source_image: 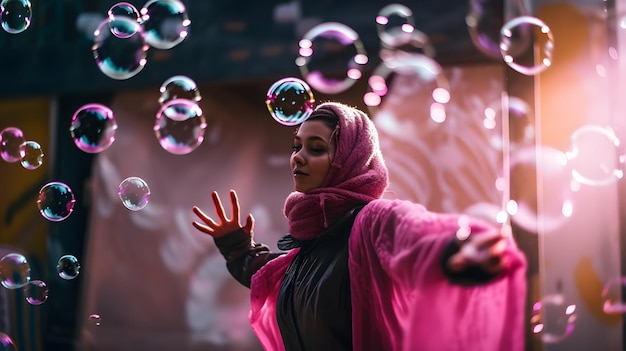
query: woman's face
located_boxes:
[290,119,335,193]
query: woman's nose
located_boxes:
[292,150,304,165]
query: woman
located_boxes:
[192,102,527,351]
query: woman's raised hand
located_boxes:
[192,189,254,238]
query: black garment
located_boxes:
[276,207,362,351]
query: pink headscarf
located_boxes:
[282,102,389,240]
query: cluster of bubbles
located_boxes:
[0,252,80,306]
[0,127,44,170]
[0,251,90,341]
[92,0,191,80]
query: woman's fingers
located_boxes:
[230,189,240,225]
[212,191,228,222]
[244,213,254,234]
[192,206,218,227]
[192,220,214,234]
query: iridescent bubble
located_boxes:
[69,103,118,153]
[483,96,535,151]
[154,99,206,154]
[500,16,554,76]
[19,140,43,170]
[466,0,505,59]
[88,314,101,326]
[37,182,76,222]
[266,77,315,126]
[0,127,25,163]
[158,75,201,105]
[140,0,190,49]
[108,2,141,38]
[0,253,30,289]
[375,3,416,48]
[25,280,48,305]
[565,124,622,187]
[296,22,368,94]
[0,333,16,351]
[92,16,148,80]
[57,254,81,280]
[508,145,574,234]
[602,276,626,314]
[530,294,576,343]
[0,0,31,34]
[364,52,450,122]
[118,177,150,211]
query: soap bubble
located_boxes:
[19,140,43,169]
[57,254,81,280]
[92,16,148,80]
[140,0,190,49]
[0,253,30,289]
[158,75,201,105]
[154,99,206,154]
[25,280,49,305]
[296,22,368,94]
[70,103,117,153]
[37,182,76,222]
[118,177,150,211]
[0,127,25,163]
[266,77,315,126]
[0,0,31,34]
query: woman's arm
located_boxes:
[192,189,284,288]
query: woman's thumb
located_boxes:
[244,213,255,234]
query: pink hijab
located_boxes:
[283,101,389,240]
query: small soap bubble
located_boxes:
[88,314,102,326]
[375,3,415,48]
[266,77,315,126]
[158,75,201,105]
[0,253,30,289]
[500,16,554,76]
[108,2,141,38]
[0,127,25,163]
[25,280,49,305]
[566,124,621,187]
[0,332,16,351]
[118,177,150,211]
[70,104,118,153]
[602,276,626,314]
[0,0,32,34]
[140,0,190,49]
[92,16,148,80]
[154,99,206,154]
[19,140,43,169]
[57,254,81,280]
[37,182,76,222]
[530,294,576,343]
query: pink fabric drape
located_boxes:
[249,199,527,351]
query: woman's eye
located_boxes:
[292,145,302,152]
[310,148,326,154]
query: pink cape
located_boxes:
[249,199,527,351]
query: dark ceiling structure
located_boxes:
[0,0,498,99]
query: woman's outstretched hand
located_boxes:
[192,189,254,238]
[447,231,509,276]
